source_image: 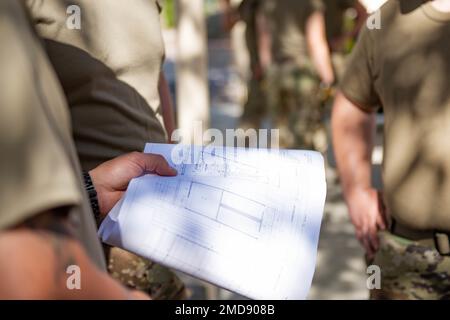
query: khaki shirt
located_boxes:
[341,0,450,231]
[0,0,106,270]
[264,0,325,66]
[27,0,167,170]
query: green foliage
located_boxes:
[162,0,176,28]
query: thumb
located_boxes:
[140,153,177,176]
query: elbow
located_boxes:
[331,91,347,134]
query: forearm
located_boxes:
[312,42,334,85]
[306,12,335,85]
[0,211,140,299]
[331,92,375,201]
[158,73,176,142]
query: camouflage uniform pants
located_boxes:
[266,61,327,151]
[105,245,188,300]
[370,231,450,300]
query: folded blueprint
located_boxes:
[98,143,326,300]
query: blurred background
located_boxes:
[159,0,387,299]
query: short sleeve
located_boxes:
[0,1,82,230]
[340,25,380,112]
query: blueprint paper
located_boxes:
[99,143,326,300]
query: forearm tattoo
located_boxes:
[22,209,78,286]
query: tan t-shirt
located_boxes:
[26,0,167,170]
[341,0,450,231]
[264,0,325,66]
[0,0,106,270]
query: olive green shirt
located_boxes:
[27,0,167,170]
[0,0,106,270]
[264,0,325,66]
[341,0,450,231]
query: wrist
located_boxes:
[83,171,102,225]
[321,75,336,88]
[345,184,374,203]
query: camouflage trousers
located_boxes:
[370,231,450,300]
[105,245,188,300]
[266,61,328,151]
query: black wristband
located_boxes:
[83,172,101,224]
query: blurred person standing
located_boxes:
[264,0,335,150]
[222,0,269,130]
[221,0,247,80]
[333,0,450,299]
[237,0,271,130]
[26,0,185,300]
[0,0,177,299]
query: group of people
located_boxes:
[223,0,367,150]
[225,0,450,299]
[0,0,449,300]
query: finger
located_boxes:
[360,223,377,256]
[368,227,380,254]
[358,226,371,254]
[376,213,386,230]
[361,235,373,257]
[355,230,363,245]
[137,153,177,176]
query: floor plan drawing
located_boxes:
[99,143,327,300]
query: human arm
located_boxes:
[331,92,386,258]
[0,210,149,299]
[0,151,177,299]
[306,11,335,85]
[89,152,177,220]
[0,151,176,299]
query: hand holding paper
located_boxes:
[99,144,326,300]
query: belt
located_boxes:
[390,219,450,256]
